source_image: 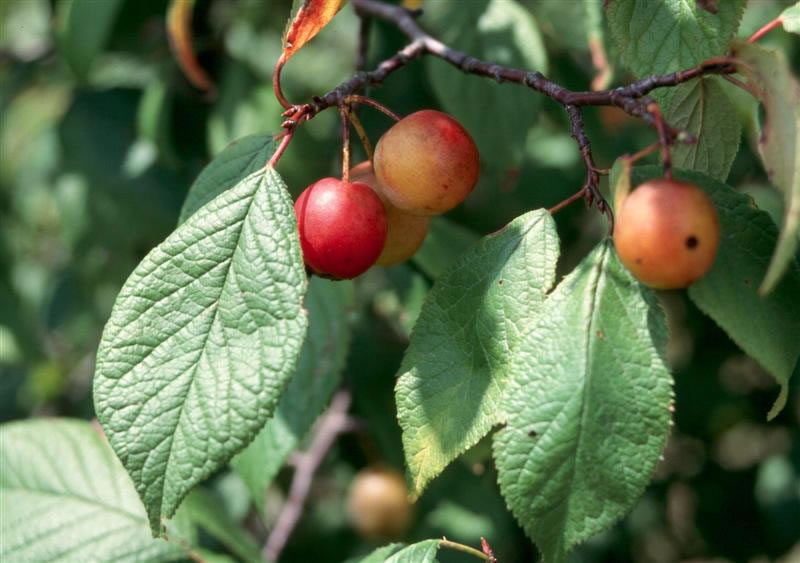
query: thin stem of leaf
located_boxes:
[439,538,492,561]
[340,108,351,182]
[345,107,374,162]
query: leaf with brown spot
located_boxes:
[281,0,347,65]
[166,0,214,92]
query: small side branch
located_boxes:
[262,390,353,562]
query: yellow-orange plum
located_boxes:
[346,466,412,539]
[613,178,719,289]
[350,161,429,265]
[373,110,479,215]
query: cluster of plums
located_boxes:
[294,109,479,279]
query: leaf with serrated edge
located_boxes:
[729,41,800,294]
[396,210,559,497]
[94,167,308,533]
[179,134,278,225]
[0,418,188,562]
[664,77,741,181]
[494,242,672,563]
[232,277,354,505]
[631,166,800,418]
[606,0,746,76]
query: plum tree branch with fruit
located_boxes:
[273,0,740,222]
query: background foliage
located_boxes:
[1,0,799,561]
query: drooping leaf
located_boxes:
[179,133,279,224]
[494,242,672,563]
[729,41,800,294]
[166,0,214,92]
[178,489,262,563]
[412,217,481,280]
[281,0,346,65]
[0,418,188,562]
[396,210,559,496]
[57,0,125,79]
[631,166,800,418]
[782,3,800,34]
[423,0,548,165]
[606,0,746,76]
[94,167,308,533]
[663,77,741,181]
[232,277,354,506]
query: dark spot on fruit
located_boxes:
[685,235,699,249]
[635,258,642,264]
[441,183,449,190]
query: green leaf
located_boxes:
[412,217,481,280]
[179,133,279,224]
[57,0,125,79]
[353,540,440,563]
[606,0,746,76]
[632,166,800,418]
[423,0,548,165]
[93,167,308,533]
[494,242,672,563]
[396,210,559,496]
[178,489,262,563]
[231,277,354,505]
[729,41,800,294]
[782,3,800,34]
[664,77,741,181]
[0,418,188,562]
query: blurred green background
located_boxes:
[1,0,798,561]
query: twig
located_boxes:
[440,538,492,561]
[356,13,372,72]
[748,16,783,43]
[262,390,353,562]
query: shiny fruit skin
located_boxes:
[350,161,430,265]
[374,110,479,215]
[613,178,719,289]
[294,177,387,279]
[347,466,413,539]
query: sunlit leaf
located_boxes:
[396,210,559,496]
[281,0,347,65]
[0,419,188,561]
[94,167,308,533]
[494,242,672,563]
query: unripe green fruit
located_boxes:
[613,178,719,289]
[374,110,480,215]
[347,466,412,539]
[350,161,430,266]
[294,177,387,279]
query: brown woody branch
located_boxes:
[278,0,736,218]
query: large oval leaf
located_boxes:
[606,0,746,76]
[631,166,800,418]
[494,242,672,563]
[664,77,741,181]
[0,418,187,562]
[231,277,354,506]
[396,210,559,497]
[94,166,308,533]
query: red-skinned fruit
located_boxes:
[350,161,430,266]
[374,109,480,216]
[613,178,719,289]
[347,465,413,539]
[294,177,387,279]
